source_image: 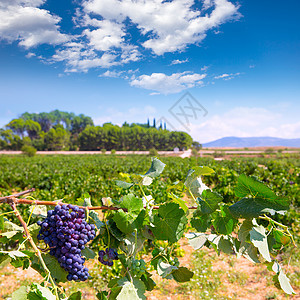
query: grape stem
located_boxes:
[9,201,60,300]
[259,214,297,248]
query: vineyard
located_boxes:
[0,154,299,299]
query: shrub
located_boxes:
[111,149,116,155]
[101,148,106,154]
[149,148,158,156]
[191,148,198,157]
[21,145,37,157]
[265,148,275,154]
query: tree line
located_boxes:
[0,110,194,151]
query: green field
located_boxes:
[0,154,299,299]
[0,154,299,225]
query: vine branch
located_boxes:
[0,189,198,211]
[9,201,59,300]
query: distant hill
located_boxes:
[203,137,300,148]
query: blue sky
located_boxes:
[0,0,299,143]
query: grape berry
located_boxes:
[37,204,96,281]
[131,259,146,277]
[98,248,118,266]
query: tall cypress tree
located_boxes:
[153,118,156,128]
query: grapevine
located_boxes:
[0,158,297,299]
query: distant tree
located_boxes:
[71,115,94,135]
[6,118,26,137]
[153,118,156,128]
[192,141,202,151]
[25,120,41,139]
[147,118,150,128]
[44,125,70,150]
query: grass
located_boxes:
[158,249,226,300]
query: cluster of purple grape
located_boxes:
[37,204,96,281]
[98,248,118,266]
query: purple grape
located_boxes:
[37,204,96,281]
[98,248,118,266]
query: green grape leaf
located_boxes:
[0,250,28,260]
[186,232,207,250]
[278,270,295,294]
[212,206,236,235]
[230,175,290,218]
[120,233,145,256]
[157,259,177,278]
[151,203,188,243]
[218,236,234,254]
[120,194,144,212]
[184,166,215,188]
[250,225,271,262]
[0,253,10,269]
[0,230,21,239]
[29,205,47,218]
[82,247,96,259]
[273,229,290,245]
[12,285,28,300]
[113,208,145,235]
[195,190,223,215]
[145,157,166,178]
[89,210,104,230]
[4,220,23,232]
[78,194,104,229]
[190,214,210,232]
[235,174,277,199]
[229,197,289,219]
[68,291,82,300]
[115,180,134,189]
[142,176,153,186]
[32,253,68,283]
[28,283,55,300]
[238,219,252,244]
[168,193,188,213]
[117,278,146,300]
[140,272,156,291]
[96,291,109,300]
[172,267,194,283]
[240,243,260,263]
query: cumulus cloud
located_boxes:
[171,59,189,65]
[130,72,206,94]
[0,0,241,79]
[214,72,241,80]
[82,0,240,55]
[0,0,68,47]
[99,70,124,78]
[188,107,300,143]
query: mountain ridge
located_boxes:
[203,137,300,148]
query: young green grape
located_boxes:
[131,259,146,278]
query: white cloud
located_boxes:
[130,72,206,94]
[83,20,125,52]
[25,52,36,58]
[0,0,68,47]
[171,59,189,65]
[82,0,240,55]
[0,0,241,77]
[188,107,300,143]
[214,72,241,80]
[99,70,124,78]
